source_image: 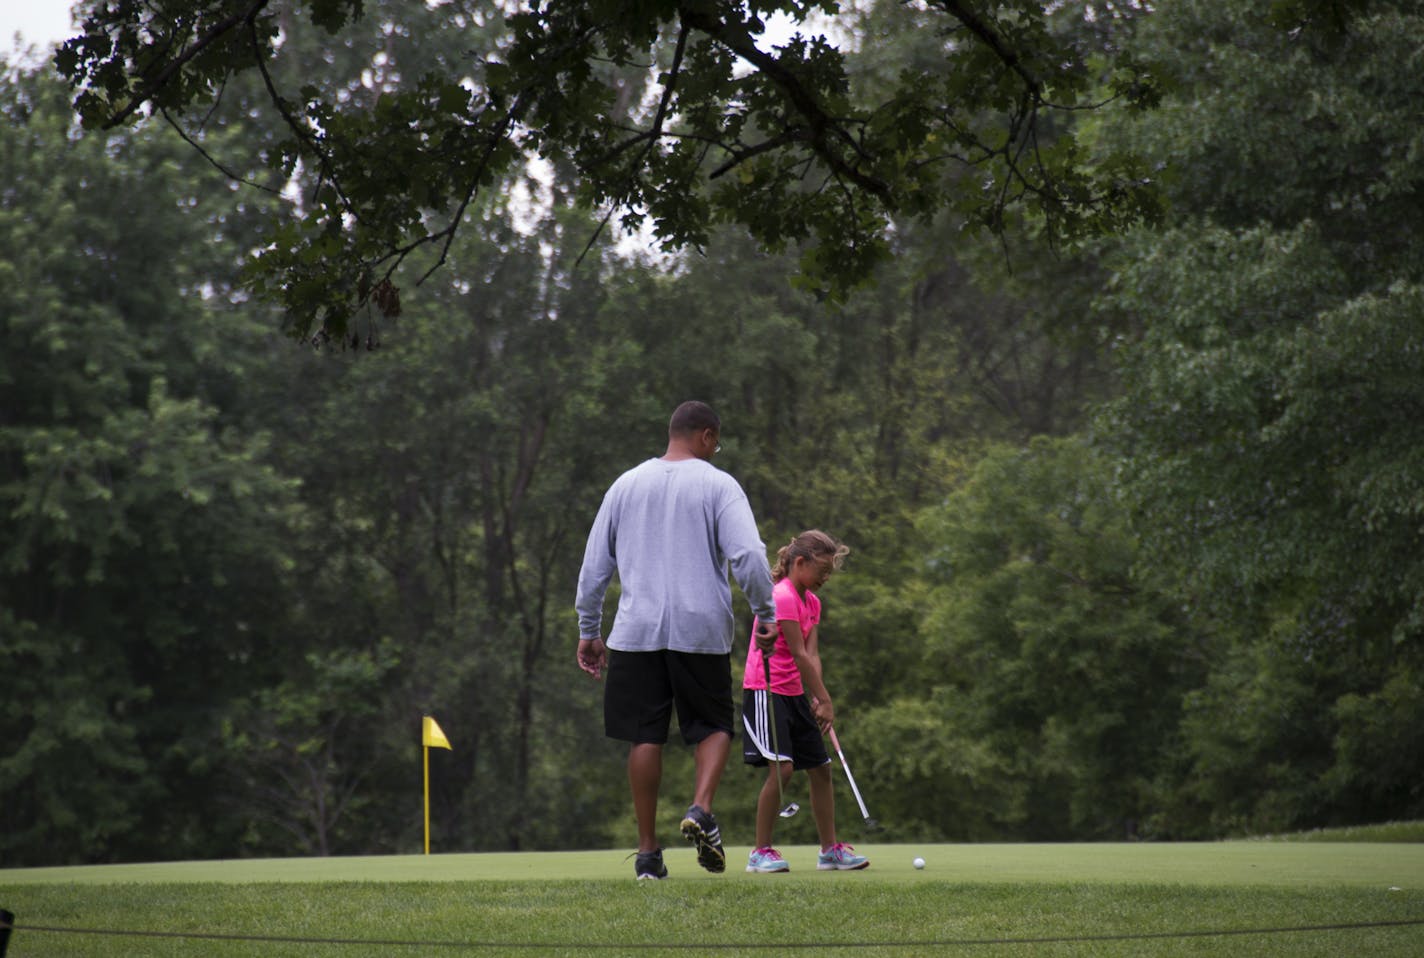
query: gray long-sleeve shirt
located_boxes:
[575,457,776,654]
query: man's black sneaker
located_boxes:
[679,804,726,874]
[634,848,667,880]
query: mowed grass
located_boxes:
[2,842,1422,957]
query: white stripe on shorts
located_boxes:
[743,688,791,762]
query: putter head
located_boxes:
[778,802,800,818]
[863,818,880,831]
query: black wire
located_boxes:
[3,917,1422,950]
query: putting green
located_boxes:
[3,842,1420,888]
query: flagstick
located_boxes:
[421,714,451,855]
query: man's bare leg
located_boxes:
[680,730,730,873]
[628,742,662,852]
[691,730,730,811]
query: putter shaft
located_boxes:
[762,652,787,812]
[829,727,875,825]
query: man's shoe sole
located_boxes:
[680,815,726,874]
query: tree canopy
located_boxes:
[55,0,1161,335]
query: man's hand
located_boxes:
[577,637,607,678]
[754,619,779,654]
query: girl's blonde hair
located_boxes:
[772,529,851,582]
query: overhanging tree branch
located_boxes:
[928,0,1044,95]
[575,19,693,266]
[101,0,272,128]
[161,108,282,194]
[246,14,360,224]
[677,5,892,202]
[708,130,800,179]
[55,0,1160,330]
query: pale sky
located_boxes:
[3,0,78,56]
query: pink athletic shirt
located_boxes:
[744,577,820,696]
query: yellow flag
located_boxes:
[422,715,452,750]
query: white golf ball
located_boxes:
[913,856,925,870]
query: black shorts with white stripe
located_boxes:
[741,688,830,771]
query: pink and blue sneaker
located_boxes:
[816,843,869,870]
[746,846,790,873]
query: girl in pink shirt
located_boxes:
[742,530,868,871]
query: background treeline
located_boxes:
[3,0,1421,867]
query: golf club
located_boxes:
[828,726,878,830]
[762,651,797,819]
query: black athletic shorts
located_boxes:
[741,688,830,771]
[604,649,734,746]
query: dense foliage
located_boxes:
[2,0,1420,866]
[1094,0,1424,835]
[53,0,1159,333]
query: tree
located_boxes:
[54,0,1160,334]
[0,65,304,865]
[1093,0,1424,832]
[222,644,399,855]
[860,437,1202,840]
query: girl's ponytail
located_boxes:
[770,530,850,582]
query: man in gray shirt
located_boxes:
[576,401,777,879]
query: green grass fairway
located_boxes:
[2,843,1422,957]
[3,840,1420,886]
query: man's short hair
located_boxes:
[669,400,720,437]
